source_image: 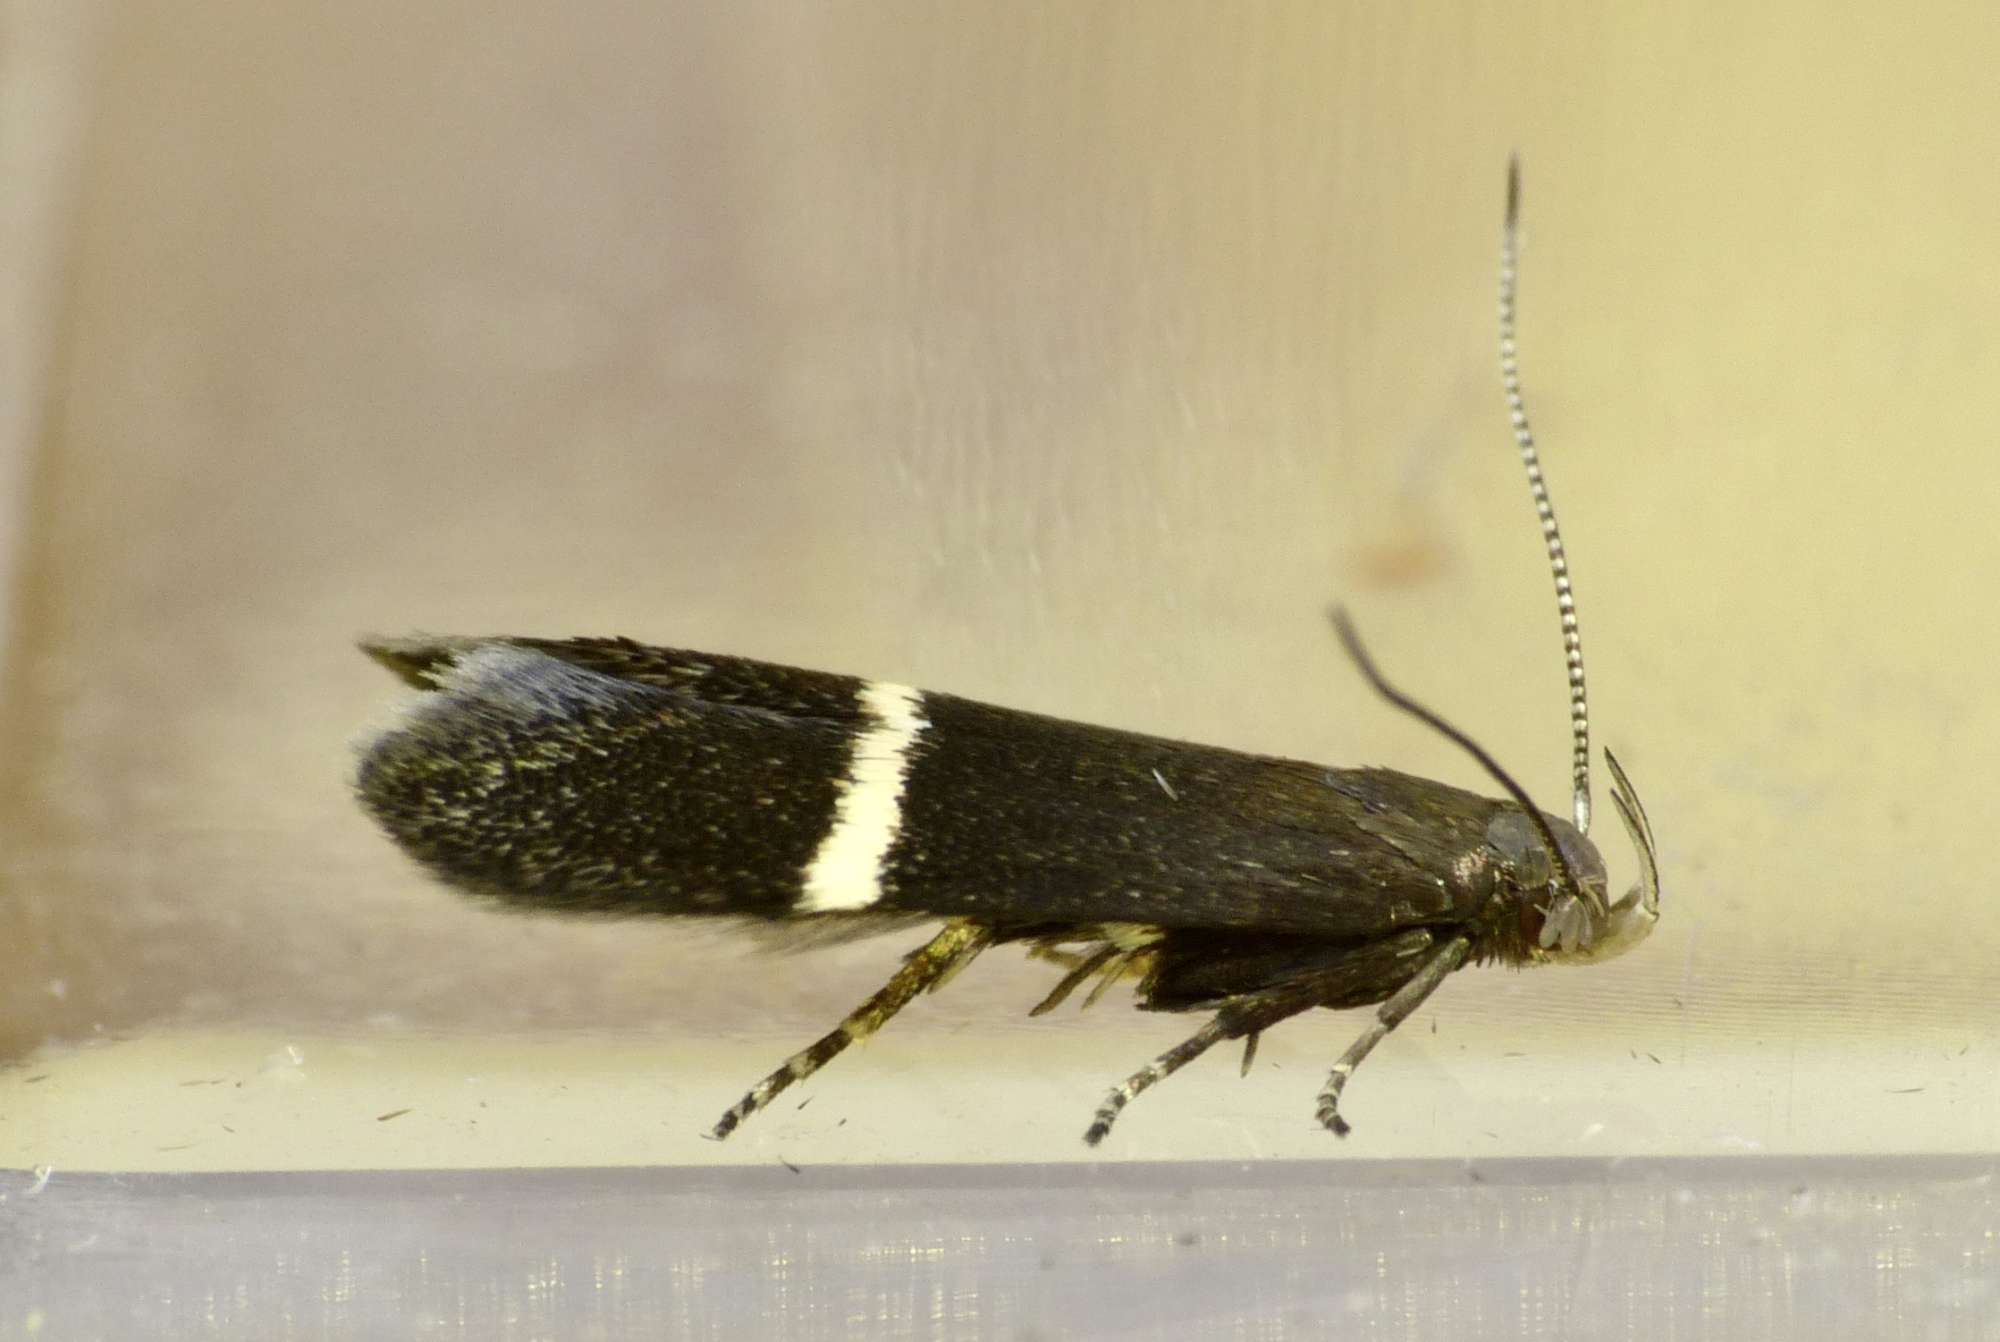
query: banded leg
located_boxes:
[1083,1018,1233,1147]
[710,920,992,1139]
[1315,935,1469,1137]
[1083,996,1316,1146]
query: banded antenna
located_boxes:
[1499,156,1593,836]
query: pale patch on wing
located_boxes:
[352,642,638,754]
[797,682,927,913]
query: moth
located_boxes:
[355,161,1659,1145]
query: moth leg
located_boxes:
[1028,944,1118,1016]
[710,920,992,1140]
[1083,996,1315,1146]
[1083,1017,1234,1147]
[1315,935,1470,1137]
[1081,951,1142,1009]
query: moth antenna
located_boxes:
[1329,607,1579,902]
[1500,155,1592,835]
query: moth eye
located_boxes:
[1484,810,1552,886]
[1517,844,1553,887]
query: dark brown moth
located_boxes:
[355,161,1659,1144]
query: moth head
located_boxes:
[1329,609,1660,967]
[1485,750,1657,964]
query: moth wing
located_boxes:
[358,639,1506,939]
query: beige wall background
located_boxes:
[3,2,1996,1167]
